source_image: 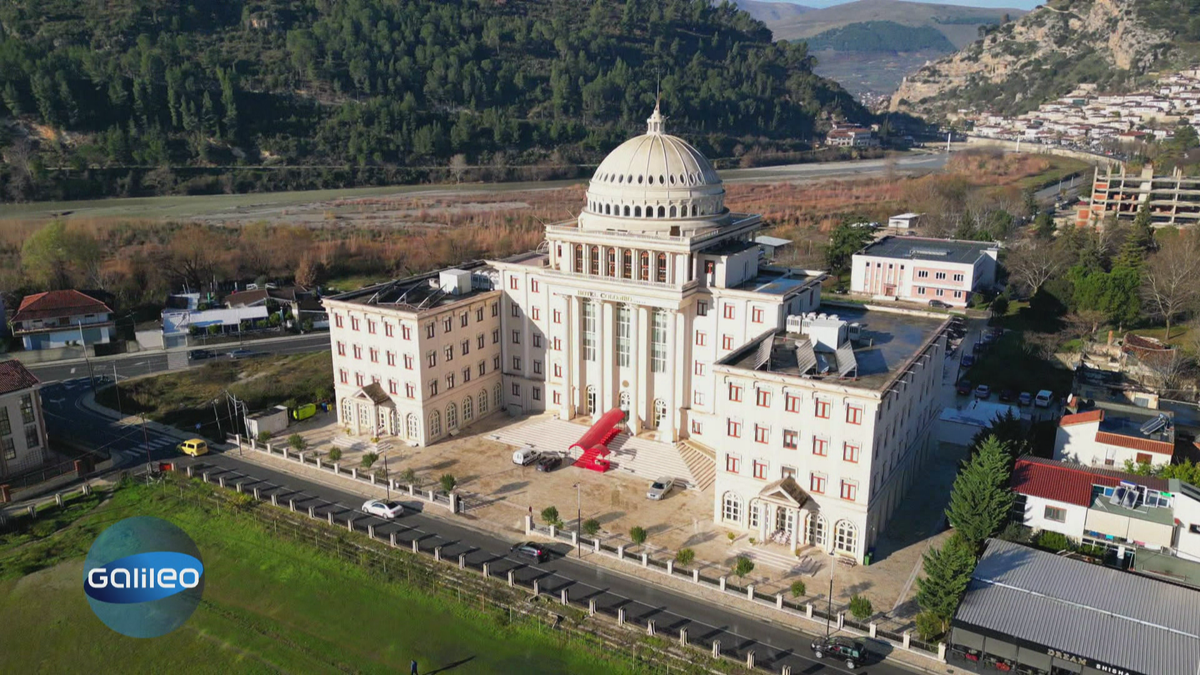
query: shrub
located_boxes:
[732,555,755,578]
[257,430,273,443]
[990,295,1009,316]
[915,610,946,642]
[791,580,806,598]
[997,521,1030,544]
[629,526,647,546]
[675,548,695,567]
[583,518,601,536]
[1033,530,1072,552]
[361,452,378,468]
[850,594,873,620]
[726,532,736,543]
[439,474,457,493]
[288,434,307,451]
[541,506,560,526]
[400,468,417,485]
[328,447,342,462]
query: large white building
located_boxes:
[325,106,952,560]
[850,236,998,308]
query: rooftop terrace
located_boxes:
[328,261,497,312]
[858,236,998,265]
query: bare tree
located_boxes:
[1005,237,1069,295]
[169,225,221,293]
[1136,348,1195,395]
[448,154,469,184]
[1142,234,1200,340]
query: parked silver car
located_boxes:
[646,477,675,500]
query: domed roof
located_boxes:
[590,104,721,190]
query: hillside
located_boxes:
[737,0,813,24]
[891,0,1195,119]
[0,0,868,203]
[762,0,1019,49]
[804,21,956,53]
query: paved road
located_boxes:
[26,333,331,384]
[49,378,920,675]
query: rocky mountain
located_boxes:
[760,0,1019,48]
[890,0,1187,119]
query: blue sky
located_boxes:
[797,0,1041,9]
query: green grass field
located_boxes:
[0,482,645,674]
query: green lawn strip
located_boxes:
[1,483,649,674]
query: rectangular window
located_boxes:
[476,308,484,322]
[917,270,929,279]
[429,380,439,397]
[935,272,947,280]
[553,363,562,378]
[461,340,470,356]
[729,384,743,402]
[367,319,377,334]
[617,306,631,367]
[0,408,9,436]
[512,330,521,344]
[785,394,801,413]
[1136,453,1153,464]
[461,312,469,328]
[533,360,542,375]
[404,354,414,370]
[533,335,542,348]
[695,331,707,346]
[386,351,396,366]
[443,317,452,332]
[843,443,860,463]
[479,361,487,377]
[1044,506,1067,523]
[351,316,360,331]
[388,380,398,395]
[753,460,768,480]
[847,405,863,425]
[815,398,830,419]
[512,383,521,396]
[755,425,769,444]
[369,348,379,363]
[493,355,501,371]
[336,342,346,356]
[810,474,826,494]
[953,273,964,282]
[756,389,771,407]
[722,335,734,350]
[651,311,667,373]
[492,302,499,317]
[531,307,540,321]
[840,481,858,501]
[694,361,706,376]
[553,309,562,324]
[477,334,485,349]
[726,454,741,473]
[334,314,343,329]
[402,324,412,340]
[583,301,597,362]
[492,329,500,344]
[339,369,349,384]
[531,279,540,293]
[783,429,798,449]
[511,305,520,318]
[352,345,362,359]
[532,387,541,401]
[355,373,365,386]
[24,425,38,449]
[723,304,735,320]
[813,437,828,457]
[698,301,708,317]
[691,420,703,434]
[463,367,471,383]
[782,466,797,480]
[426,323,436,339]
[552,338,562,351]
[444,345,454,361]
[693,391,705,405]
[751,307,764,323]
[509,276,519,290]
[512,356,522,370]
[727,420,742,438]
[446,373,455,390]
[405,383,415,398]
[427,352,437,368]
[553,391,562,405]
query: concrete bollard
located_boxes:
[449,493,458,514]
[746,651,755,668]
[712,640,720,658]
[903,631,912,649]
[265,443,271,454]
[412,539,419,554]
[618,608,625,626]
[647,620,655,636]
[532,579,539,595]
[782,665,791,675]
[666,560,673,575]
[434,547,441,562]
[55,493,63,507]
[459,554,466,570]
[351,468,357,480]
[588,599,596,616]
[390,532,398,548]
[806,603,813,618]
[370,473,376,485]
[389,479,396,492]
[938,643,947,662]
[333,463,340,475]
[288,498,295,512]
[508,570,515,587]
[570,531,577,546]
[560,588,568,605]
[524,515,533,535]
[203,472,210,483]
[308,506,315,519]
[593,538,600,553]
[316,457,323,470]
[368,524,375,539]
[837,612,845,630]
[482,563,489,579]
[253,487,260,500]
[747,584,754,600]
[641,553,648,567]
[549,525,556,538]
[27,505,36,518]
[408,484,415,496]
[680,627,688,646]
[270,493,277,506]
[617,545,624,560]
[251,438,257,452]
[693,569,700,583]
[218,476,225,488]
[186,465,194,477]
[776,593,784,609]
[236,482,243,494]
[327,512,334,526]
[870,622,877,638]
[719,576,726,591]
[299,452,305,464]
[83,483,92,495]
[428,490,435,502]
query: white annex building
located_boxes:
[324,106,952,560]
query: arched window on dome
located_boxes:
[669,175,676,185]
[623,205,630,217]
[634,206,642,217]
[669,205,677,218]
[679,173,686,185]
[659,175,665,185]
[606,248,617,276]
[637,175,643,184]
[618,175,624,184]
[589,246,599,275]
[622,250,632,279]
[627,175,633,184]
[639,252,650,281]
[647,175,654,185]
[656,253,667,283]
[657,206,665,218]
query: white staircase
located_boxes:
[677,440,716,492]
[733,545,813,575]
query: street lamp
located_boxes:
[826,553,835,638]
[573,482,582,558]
[384,453,391,500]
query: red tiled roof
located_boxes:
[0,360,40,396]
[1094,432,1174,456]
[1060,410,1104,427]
[12,290,111,324]
[1011,459,1112,507]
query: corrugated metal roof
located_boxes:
[955,540,1200,675]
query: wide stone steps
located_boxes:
[676,440,716,492]
[732,546,812,575]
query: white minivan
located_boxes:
[1034,390,1054,408]
[512,448,541,466]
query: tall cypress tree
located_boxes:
[916,533,977,637]
[946,435,1015,548]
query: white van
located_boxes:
[512,448,541,466]
[1034,390,1054,408]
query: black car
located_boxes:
[189,349,215,360]
[535,455,562,472]
[510,541,548,563]
[811,636,868,669]
[928,299,950,309]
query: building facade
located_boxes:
[11,290,113,351]
[0,360,48,479]
[850,236,999,308]
[1077,163,1200,228]
[1054,407,1174,468]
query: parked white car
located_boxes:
[646,477,675,500]
[361,499,404,519]
[512,448,541,466]
[1035,390,1054,408]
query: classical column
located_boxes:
[664,309,678,441]
[600,301,614,412]
[631,305,646,435]
[567,295,581,419]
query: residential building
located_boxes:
[1054,402,1175,468]
[886,212,923,229]
[753,236,792,261]
[160,306,271,350]
[949,538,1200,675]
[1077,163,1200,228]
[0,360,48,479]
[10,290,113,350]
[849,236,999,307]
[826,127,879,148]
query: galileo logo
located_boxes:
[83,517,205,638]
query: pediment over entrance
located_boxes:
[758,476,808,508]
[351,382,392,406]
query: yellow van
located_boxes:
[178,439,209,457]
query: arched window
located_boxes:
[834,520,857,554]
[619,390,631,412]
[637,175,643,184]
[589,246,600,275]
[574,245,583,273]
[340,398,354,426]
[659,175,665,185]
[634,206,642,217]
[657,206,665,218]
[622,250,633,279]
[722,492,742,524]
[378,407,391,435]
[446,402,458,430]
[605,203,611,215]
[586,385,597,416]
[623,205,630,217]
[606,248,617,276]
[652,398,667,429]
[639,252,650,281]
[462,396,473,422]
[656,253,668,283]
[406,413,419,439]
[691,204,698,217]
[669,205,677,218]
[479,391,489,415]
[618,175,624,184]
[493,383,502,409]
[669,175,676,185]
[429,410,442,438]
[807,514,826,548]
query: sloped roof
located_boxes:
[13,290,111,323]
[1059,409,1104,427]
[1012,457,1168,507]
[1095,431,1175,456]
[358,382,390,406]
[0,360,39,396]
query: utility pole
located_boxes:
[141,413,152,472]
[113,363,123,416]
[826,555,835,638]
[384,453,391,500]
[78,320,97,393]
[212,399,223,438]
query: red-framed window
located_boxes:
[813,437,828,457]
[401,324,411,340]
[403,354,414,370]
[756,390,772,407]
[388,380,398,395]
[339,369,348,384]
[729,384,743,402]
[334,314,343,329]
[727,420,742,438]
[694,361,706,376]
[695,331,707,346]
[723,304,735,320]
[405,383,415,398]
[815,398,831,419]
[553,363,562,378]
[367,319,377,334]
[847,404,863,425]
[385,323,394,338]
[843,443,860,463]
[810,474,826,494]
[785,393,801,413]
[369,348,379,363]
[755,425,769,444]
[350,316,360,331]
[531,307,540,321]
[509,276,519,290]
[553,310,562,324]
[355,373,365,386]
[751,307,764,323]
[531,279,540,293]
[753,460,768,480]
[336,341,345,356]
[783,429,798,449]
[840,481,858,501]
[722,335,734,350]
[386,351,396,366]
[726,454,741,473]
[352,345,362,359]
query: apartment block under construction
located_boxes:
[1076,163,1200,228]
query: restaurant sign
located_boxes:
[1046,649,1135,675]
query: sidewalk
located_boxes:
[7,330,330,370]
